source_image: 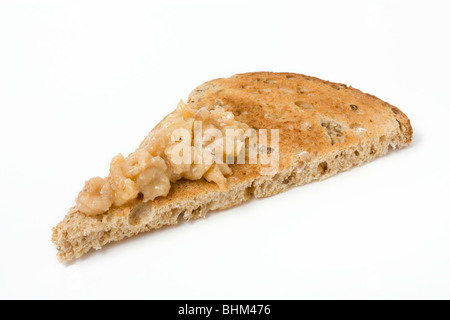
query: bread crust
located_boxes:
[52,72,413,262]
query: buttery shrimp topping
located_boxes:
[76,101,249,216]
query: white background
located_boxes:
[0,0,449,300]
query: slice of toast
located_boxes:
[52,72,413,262]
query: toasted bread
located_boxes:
[52,72,413,262]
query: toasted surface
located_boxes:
[52,72,413,262]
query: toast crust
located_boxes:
[52,72,413,262]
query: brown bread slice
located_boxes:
[52,72,413,262]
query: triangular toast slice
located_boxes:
[52,72,413,262]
